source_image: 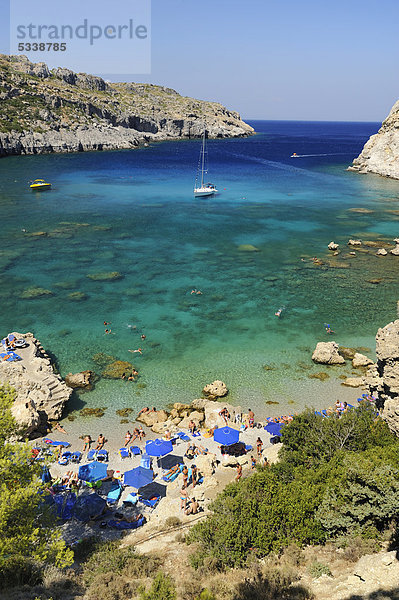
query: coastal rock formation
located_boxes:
[352,353,373,368]
[348,239,362,246]
[376,248,388,256]
[137,409,168,427]
[341,377,365,388]
[64,370,94,389]
[0,54,254,157]
[202,380,228,398]
[312,342,346,365]
[349,99,399,179]
[0,332,72,436]
[192,398,240,428]
[364,319,399,434]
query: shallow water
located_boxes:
[1,120,399,425]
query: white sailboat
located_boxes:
[194,129,218,197]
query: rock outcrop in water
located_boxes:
[0,54,254,157]
[349,100,399,179]
[0,332,72,437]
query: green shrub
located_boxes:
[165,516,182,529]
[0,555,43,588]
[139,572,176,600]
[307,561,332,578]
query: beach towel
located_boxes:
[0,351,21,362]
[43,438,71,448]
[107,481,122,505]
[192,431,201,437]
[107,516,146,530]
[58,451,72,466]
[162,464,183,482]
[123,492,138,506]
[177,432,190,442]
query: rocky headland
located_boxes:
[0,54,254,157]
[348,99,399,179]
[0,332,72,436]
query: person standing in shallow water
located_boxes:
[248,409,255,428]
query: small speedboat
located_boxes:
[290,153,298,158]
[30,179,52,190]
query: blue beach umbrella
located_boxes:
[145,438,173,457]
[213,426,239,446]
[264,422,284,436]
[123,466,154,489]
[78,460,108,482]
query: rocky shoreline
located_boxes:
[0,54,254,157]
[348,98,399,179]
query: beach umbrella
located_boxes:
[158,454,184,470]
[74,492,106,522]
[213,426,239,446]
[138,481,167,499]
[264,422,284,437]
[145,438,173,457]
[78,460,108,482]
[123,466,154,489]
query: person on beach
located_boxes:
[219,407,229,425]
[83,435,92,452]
[188,420,196,435]
[95,434,105,450]
[235,464,242,482]
[185,497,199,515]
[138,426,145,440]
[248,409,255,428]
[180,487,189,511]
[138,407,149,415]
[131,428,140,442]
[53,422,67,434]
[124,431,132,446]
[191,465,198,487]
[164,429,172,440]
[251,456,257,470]
[256,437,263,457]
[182,465,189,488]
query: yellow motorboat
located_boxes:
[30,179,52,190]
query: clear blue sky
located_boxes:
[1,0,398,120]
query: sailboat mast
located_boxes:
[200,130,206,188]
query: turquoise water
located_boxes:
[1,120,399,424]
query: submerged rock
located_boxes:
[237,244,259,252]
[341,377,365,388]
[308,372,330,381]
[348,239,362,246]
[67,291,88,301]
[328,241,339,251]
[20,287,53,299]
[102,360,134,379]
[376,248,388,256]
[312,342,346,365]
[352,353,374,368]
[87,271,123,281]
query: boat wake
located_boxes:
[291,153,351,158]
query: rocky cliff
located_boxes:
[365,319,399,434]
[348,100,399,179]
[0,54,254,157]
[0,332,72,437]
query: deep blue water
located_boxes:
[1,120,399,424]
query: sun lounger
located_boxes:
[315,411,322,417]
[70,451,82,463]
[192,431,201,437]
[177,432,190,442]
[87,449,97,461]
[140,454,152,469]
[130,446,141,455]
[139,495,160,508]
[107,481,122,505]
[119,447,130,459]
[245,444,253,452]
[107,516,146,530]
[123,492,139,506]
[97,449,108,462]
[58,451,72,465]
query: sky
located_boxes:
[1,0,398,121]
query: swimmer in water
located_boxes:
[128,348,143,354]
[275,308,283,318]
[324,323,335,334]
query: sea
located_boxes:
[1,120,399,428]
